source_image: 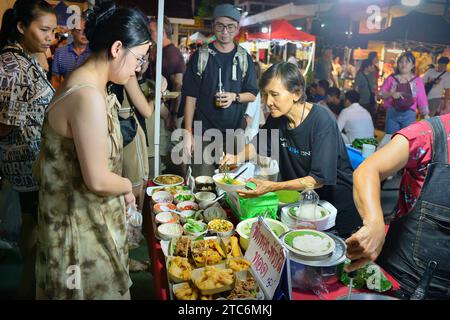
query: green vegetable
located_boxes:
[222,173,235,185]
[185,219,206,233]
[176,194,194,201]
[351,138,379,150]
[338,259,393,292]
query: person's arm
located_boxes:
[218,55,259,108]
[444,88,450,110]
[237,175,322,198]
[345,134,410,272]
[69,90,133,197]
[50,74,63,90]
[443,75,450,110]
[182,96,197,157]
[124,77,154,118]
[336,111,346,133]
[379,76,401,100]
[415,77,429,117]
[169,72,183,114]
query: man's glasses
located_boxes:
[214,23,237,33]
[125,47,146,69]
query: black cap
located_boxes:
[213,4,240,22]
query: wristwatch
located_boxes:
[235,93,241,103]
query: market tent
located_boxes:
[189,32,207,43]
[365,11,450,46]
[247,19,316,42]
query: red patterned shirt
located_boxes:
[393,114,450,219]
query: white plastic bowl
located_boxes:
[155,211,178,224]
[178,210,196,224]
[183,221,208,238]
[152,191,174,204]
[236,218,289,251]
[194,191,216,203]
[212,173,246,193]
[176,201,199,212]
[203,206,227,223]
[158,223,183,241]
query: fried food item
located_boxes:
[154,174,183,185]
[168,256,192,281]
[173,236,190,257]
[174,283,198,300]
[208,219,233,233]
[227,276,259,300]
[227,258,252,272]
[229,236,241,257]
[191,239,226,266]
[200,295,213,300]
[194,266,234,290]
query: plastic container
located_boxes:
[225,192,279,221]
[235,218,289,251]
[346,145,365,169]
[191,263,234,295]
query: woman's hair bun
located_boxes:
[84,0,116,42]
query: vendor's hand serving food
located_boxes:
[237,178,275,198]
[344,223,386,273]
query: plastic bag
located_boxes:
[126,207,143,249]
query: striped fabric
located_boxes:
[51,43,91,77]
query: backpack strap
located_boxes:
[197,42,249,82]
[233,43,248,81]
[197,43,216,78]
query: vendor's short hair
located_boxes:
[259,62,307,103]
[345,90,360,104]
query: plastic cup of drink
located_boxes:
[362,144,376,158]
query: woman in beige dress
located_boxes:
[34,2,151,299]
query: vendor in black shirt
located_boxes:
[222,62,362,238]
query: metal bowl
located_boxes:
[335,293,399,300]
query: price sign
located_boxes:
[244,217,288,299]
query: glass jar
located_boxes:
[298,183,320,221]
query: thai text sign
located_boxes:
[244,217,288,299]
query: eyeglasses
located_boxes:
[214,23,238,33]
[125,47,146,69]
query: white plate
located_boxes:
[153,174,184,187]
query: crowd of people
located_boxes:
[0,0,449,300]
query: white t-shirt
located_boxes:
[337,103,374,144]
[287,56,298,65]
[422,69,450,100]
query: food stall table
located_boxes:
[143,180,400,300]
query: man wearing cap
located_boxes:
[422,56,450,116]
[181,4,258,176]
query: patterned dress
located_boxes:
[35,85,132,299]
[0,44,54,192]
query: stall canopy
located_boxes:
[366,11,450,46]
[247,20,316,42]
